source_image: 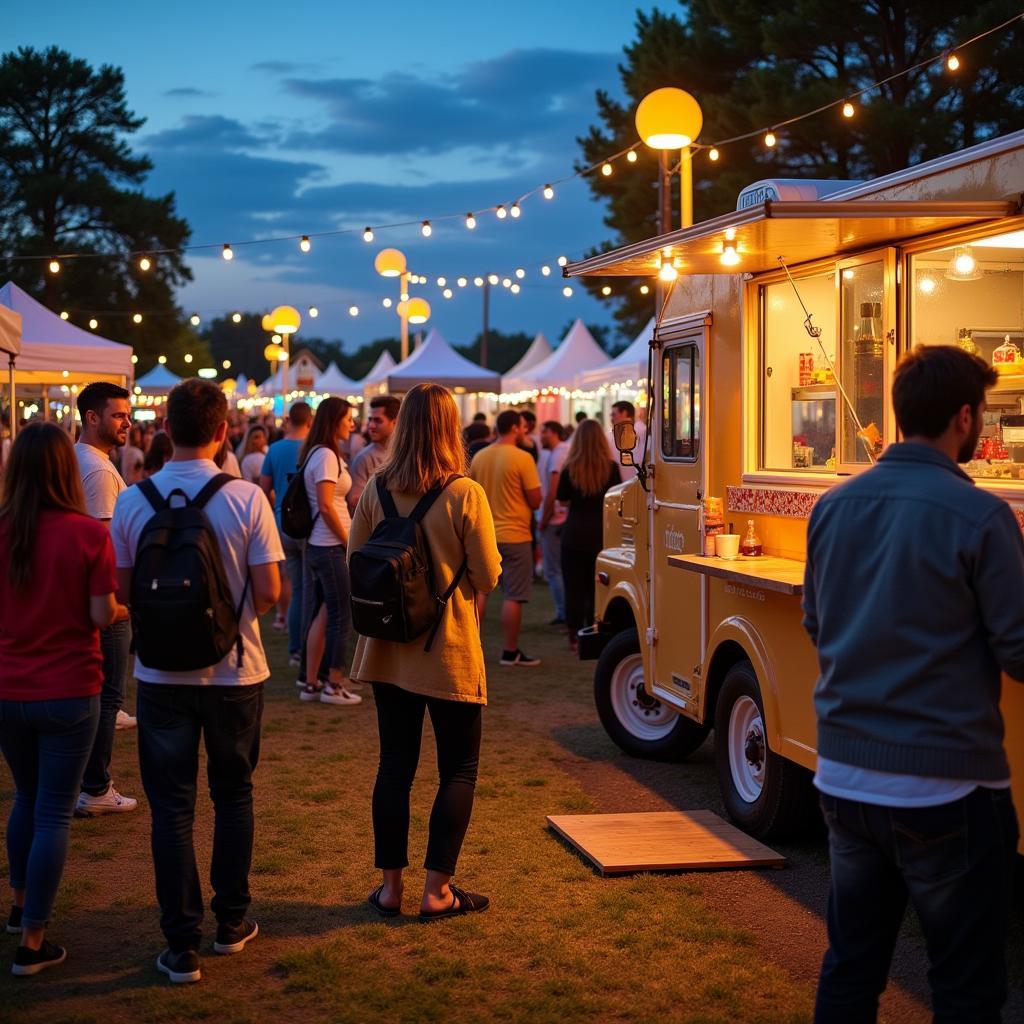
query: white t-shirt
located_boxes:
[304,445,352,547]
[606,421,646,483]
[240,451,265,484]
[75,441,127,520]
[538,441,570,526]
[111,459,283,686]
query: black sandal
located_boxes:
[419,883,489,921]
[367,885,401,918]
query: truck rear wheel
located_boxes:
[714,660,816,840]
[594,628,709,762]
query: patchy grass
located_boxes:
[0,590,815,1023]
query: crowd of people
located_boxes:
[0,378,631,981]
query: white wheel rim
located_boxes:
[727,695,766,804]
[608,653,676,741]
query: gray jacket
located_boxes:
[803,443,1024,780]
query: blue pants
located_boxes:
[81,618,131,796]
[539,523,565,620]
[0,696,100,929]
[280,532,305,657]
[300,543,351,681]
[814,787,1019,1024]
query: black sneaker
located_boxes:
[156,947,201,984]
[12,939,66,976]
[499,648,541,667]
[213,918,258,955]
[6,905,21,935]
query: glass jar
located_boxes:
[740,519,763,557]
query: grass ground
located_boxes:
[0,588,928,1024]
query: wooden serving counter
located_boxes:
[667,553,806,596]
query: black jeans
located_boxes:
[815,787,1019,1024]
[561,546,599,640]
[137,682,264,952]
[81,619,131,795]
[371,683,482,876]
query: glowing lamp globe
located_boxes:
[221,378,237,394]
[374,248,407,278]
[247,381,258,396]
[263,343,284,362]
[269,305,301,335]
[261,314,272,332]
[404,297,431,325]
[635,88,703,149]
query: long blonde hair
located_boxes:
[378,383,466,493]
[563,418,611,497]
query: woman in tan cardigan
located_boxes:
[349,384,501,920]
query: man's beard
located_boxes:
[100,423,128,448]
[957,413,983,463]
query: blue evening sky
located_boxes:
[10,1,646,352]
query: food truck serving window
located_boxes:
[910,227,1024,484]
[662,343,700,460]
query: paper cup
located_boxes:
[716,534,740,559]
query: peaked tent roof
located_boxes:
[316,361,360,395]
[135,364,182,393]
[385,329,500,392]
[359,349,397,385]
[0,282,133,383]
[580,317,656,390]
[504,332,552,379]
[502,318,607,393]
[0,303,21,358]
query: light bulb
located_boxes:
[222,359,232,369]
[437,277,446,287]
[639,285,650,296]
[954,251,976,275]
[363,227,374,242]
[400,292,409,302]
[348,305,359,317]
[89,318,98,330]
[510,203,521,218]
[158,355,167,364]
[626,150,638,163]
[562,286,573,297]
[601,285,611,296]
[496,205,507,219]
[232,312,242,323]
[720,244,740,267]
[421,220,432,237]
[764,132,777,148]
[457,277,467,288]
[842,268,855,280]
[60,310,69,320]
[557,256,568,267]
[543,184,554,199]
[300,235,311,252]
[502,277,511,288]
[474,276,484,287]
[515,268,525,279]
[443,288,453,299]
[658,262,678,282]
[132,312,143,324]
[222,243,233,261]
[184,353,193,363]
[308,306,319,318]
[48,259,60,274]
[541,265,551,276]
[462,212,477,231]
[709,147,720,162]
[131,355,138,364]
[919,276,936,295]
[511,283,520,294]
[190,313,201,326]
[139,255,152,271]
[842,101,855,119]
[382,297,393,308]
[947,52,960,72]
[485,274,496,286]
[601,163,613,176]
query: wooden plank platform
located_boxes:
[546,810,786,876]
[668,553,805,596]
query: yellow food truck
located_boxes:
[568,129,1024,843]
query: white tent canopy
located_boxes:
[0,304,21,360]
[502,318,607,395]
[579,317,655,391]
[0,282,133,385]
[135,364,182,394]
[504,332,552,379]
[315,361,360,396]
[384,330,500,393]
[360,349,397,386]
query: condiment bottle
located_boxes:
[740,519,762,557]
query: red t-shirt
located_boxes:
[0,509,118,700]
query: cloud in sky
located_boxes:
[164,87,215,98]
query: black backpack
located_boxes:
[131,475,248,671]
[280,445,338,540]
[349,475,466,652]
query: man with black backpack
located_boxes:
[110,379,282,985]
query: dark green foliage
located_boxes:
[580,2,1024,336]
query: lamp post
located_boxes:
[375,248,411,361]
[269,305,301,407]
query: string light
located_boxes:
[131,354,139,364]
[658,262,678,282]
[465,213,476,229]
[601,285,612,296]
[139,256,152,271]
[88,318,98,329]
[363,227,374,242]
[158,355,167,364]
[488,273,499,285]
[557,256,568,267]
[764,132,777,148]
[308,306,319,318]
[541,265,551,276]
[443,288,453,299]
[184,353,193,363]
[510,203,521,218]
[48,259,60,274]
[421,220,432,237]
[299,235,311,252]
[947,52,961,71]
[400,291,409,302]
[222,243,233,261]
[639,284,650,295]
[437,276,447,287]
[543,184,554,199]
[709,147,720,162]
[626,150,638,163]
[502,277,512,288]
[190,313,201,326]
[601,163,613,176]
[842,101,855,118]
[721,243,741,267]
[348,305,359,316]
[132,312,143,323]
[495,205,507,220]
[232,312,242,323]
[511,283,521,294]
[562,286,573,297]
[457,277,467,287]
[382,297,393,308]
[59,310,69,320]
[222,359,232,369]
[474,276,484,287]
[513,268,524,279]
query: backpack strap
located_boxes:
[408,474,463,524]
[191,472,235,509]
[375,474,400,519]
[137,478,167,514]
[424,557,468,653]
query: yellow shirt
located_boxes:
[469,442,541,544]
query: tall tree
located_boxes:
[0,46,194,365]
[580,2,1024,336]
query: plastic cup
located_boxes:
[716,534,740,559]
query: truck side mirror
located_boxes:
[612,420,637,466]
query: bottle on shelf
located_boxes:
[740,519,763,557]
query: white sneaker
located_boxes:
[75,786,139,817]
[288,653,301,668]
[320,684,362,706]
[115,709,137,730]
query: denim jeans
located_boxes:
[137,682,263,953]
[300,542,351,681]
[0,696,100,929]
[81,618,131,796]
[539,523,565,620]
[280,531,305,657]
[814,787,1019,1024]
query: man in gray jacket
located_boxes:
[803,345,1024,1023]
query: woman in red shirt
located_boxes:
[0,423,125,976]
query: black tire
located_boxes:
[713,660,818,841]
[594,628,710,762]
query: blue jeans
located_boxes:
[539,523,565,619]
[81,618,131,796]
[281,532,306,656]
[137,682,263,952]
[0,696,100,929]
[300,543,351,681]
[815,787,1019,1024]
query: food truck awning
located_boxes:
[564,199,1020,278]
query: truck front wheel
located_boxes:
[594,628,710,762]
[714,661,816,840]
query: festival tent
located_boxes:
[501,318,607,396]
[0,303,22,437]
[360,349,397,387]
[504,332,552,380]
[579,317,656,392]
[315,361,361,397]
[0,282,133,386]
[134,363,182,395]
[382,329,501,394]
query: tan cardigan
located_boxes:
[347,476,501,704]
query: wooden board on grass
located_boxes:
[546,810,785,876]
